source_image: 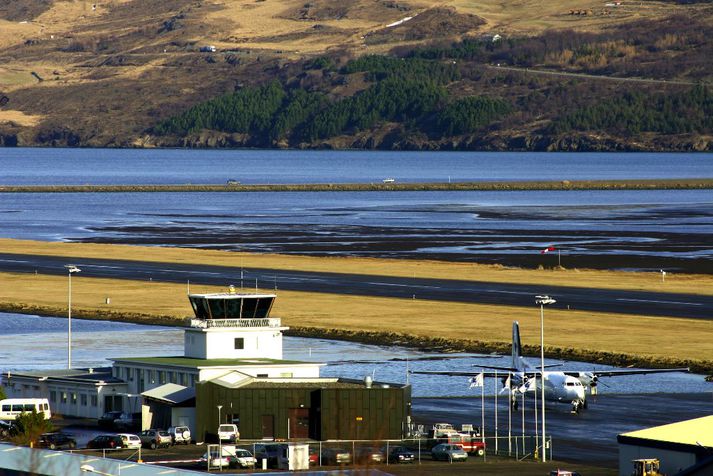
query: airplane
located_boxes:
[411,321,689,413]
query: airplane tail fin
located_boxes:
[512,321,523,370]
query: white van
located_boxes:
[0,398,51,421]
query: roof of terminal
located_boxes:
[110,356,315,368]
[619,415,713,447]
[1,367,123,384]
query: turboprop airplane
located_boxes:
[412,321,689,413]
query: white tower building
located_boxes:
[184,289,286,360]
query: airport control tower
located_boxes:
[184,287,288,360]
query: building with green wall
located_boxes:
[196,374,411,441]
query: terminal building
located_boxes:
[2,289,411,441]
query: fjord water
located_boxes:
[0,313,705,397]
[1,148,712,185]
[1,149,712,270]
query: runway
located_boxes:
[0,252,712,319]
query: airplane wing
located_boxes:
[472,363,562,372]
[410,370,507,378]
[564,367,689,378]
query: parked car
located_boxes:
[431,443,468,462]
[37,432,77,450]
[199,448,231,469]
[321,447,352,465]
[550,471,582,476]
[355,446,385,464]
[87,435,124,450]
[308,446,319,465]
[139,429,172,449]
[217,424,239,442]
[97,411,123,429]
[114,413,139,431]
[0,420,12,439]
[387,446,415,463]
[168,426,191,445]
[253,443,280,468]
[117,433,141,450]
[229,448,257,469]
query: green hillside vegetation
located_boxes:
[154,56,511,145]
[550,87,713,136]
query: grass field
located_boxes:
[1,239,712,373]
[2,238,712,296]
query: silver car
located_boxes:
[431,443,468,461]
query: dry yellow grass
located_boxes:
[0,110,44,126]
[2,238,712,296]
[1,270,712,367]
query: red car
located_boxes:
[309,447,319,465]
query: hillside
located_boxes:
[0,0,712,150]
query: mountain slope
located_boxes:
[0,0,711,150]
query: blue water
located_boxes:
[0,148,711,185]
[0,313,708,397]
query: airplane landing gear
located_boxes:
[571,400,584,414]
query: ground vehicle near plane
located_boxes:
[97,411,123,429]
[253,443,280,468]
[37,432,76,450]
[355,446,385,464]
[168,425,191,445]
[117,433,141,450]
[218,423,239,442]
[200,448,231,469]
[413,321,688,413]
[632,458,664,476]
[0,398,51,421]
[431,443,468,462]
[139,429,171,449]
[321,447,352,465]
[387,446,415,463]
[229,448,257,468]
[444,436,485,455]
[550,470,582,476]
[87,435,124,449]
[0,421,11,438]
[429,423,460,438]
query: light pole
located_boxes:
[535,295,555,462]
[65,265,81,369]
[217,405,223,472]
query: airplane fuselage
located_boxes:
[512,371,586,409]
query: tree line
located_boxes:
[154,56,510,144]
[550,86,713,135]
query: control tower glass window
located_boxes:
[209,299,226,319]
[255,298,271,318]
[189,295,275,319]
[226,298,241,318]
[241,298,258,318]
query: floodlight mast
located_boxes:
[535,295,555,462]
[65,265,81,369]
